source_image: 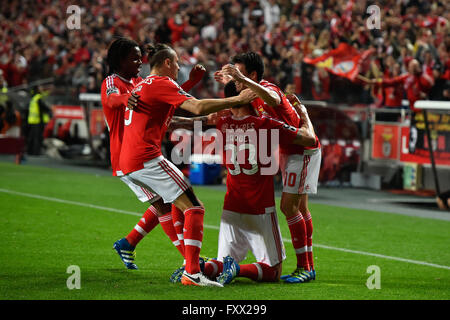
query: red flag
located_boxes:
[304,43,373,81]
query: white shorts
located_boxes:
[217,208,286,267]
[280,148,321,195]
[119,174,161,204]
[126,155,191,204]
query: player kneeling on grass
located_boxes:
[171,81,316,285]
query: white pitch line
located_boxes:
[1,188,450,271]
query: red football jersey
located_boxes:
[250,80,306,155]
[216,114,299,215]
[119,75,193,174]
[101,74,142,176]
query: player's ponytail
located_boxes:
[144,43,175,69]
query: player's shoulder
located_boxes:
[140,75,181,89]
[102,74,117,87]
[259,114,284,125]
[216,115,231,128]
[260,79,281,90]
[102,74,120,95]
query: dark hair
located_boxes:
[231,51,264,82]
[106,37,139,74]
[145,43,175,69]
[224,81,238,98]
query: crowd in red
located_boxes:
[1,0,449,107]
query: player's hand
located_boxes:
[206,112,218,126]
[286,93,307,116]
[222,64,246,83]
[127,93,140,110]
[213,70,233,85]
[237,88,258,104]
[189,64,206,84]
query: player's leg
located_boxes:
[218,210,285,285]
[298,194,315,279]
[171,204,185,256]
[114,176,184,269]
[113,176,162,269]
[128,156,221,287]
[213,210,249,284]
[280,192,311,281]
[153,200,186,260]
[285,149,320,282]
[237,262,282,282]
[279,153,312,282]
[173,190,222,287]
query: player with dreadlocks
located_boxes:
[101,37,205,270]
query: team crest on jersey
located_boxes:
[132,85,143,93]
[106,87,119,96]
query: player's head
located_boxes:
[231,52,264,82]
[146,43,180,81]
[106,37,142,79]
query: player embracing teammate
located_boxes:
[217,52,321,283]
[101,38,206,271]
[118,43,256,287]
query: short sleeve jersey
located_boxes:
[251,80,307,155]
[216,114,299,215]
[101,74,142,176]
[119,75,193,174]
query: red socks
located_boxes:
[126,206,159,247]
[158,211,185,259]
[183,207,205,274]
[125,205,187,261]
[171,205,185,255]
[203,259,223,279]
[203,260,279,282]
[286,213,310,270]
[304,211,314,270]
[239,263,279,282]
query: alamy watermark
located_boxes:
[366,5,381,30]
[366,265,381,289]
[170,121,282,176]
[66,5,82,30]
[66,265,81,289]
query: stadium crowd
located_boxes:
[1,0,449,107]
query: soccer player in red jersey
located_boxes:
[101,38,205,270]
[120,43,256,286]
[198,81,316,285]
[218,52,321,283]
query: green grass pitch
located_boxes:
[0,162,449,300]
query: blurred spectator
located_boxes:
[0,69,8,107]
[26,85,52,155]
[0,0,447,104]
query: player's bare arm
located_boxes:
[179,88,257,115]
[169,115,208,130]
[293,126,316,147]
[286,93,316,138]
[222,64,281,107]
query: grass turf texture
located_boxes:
[0,162,449,300]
